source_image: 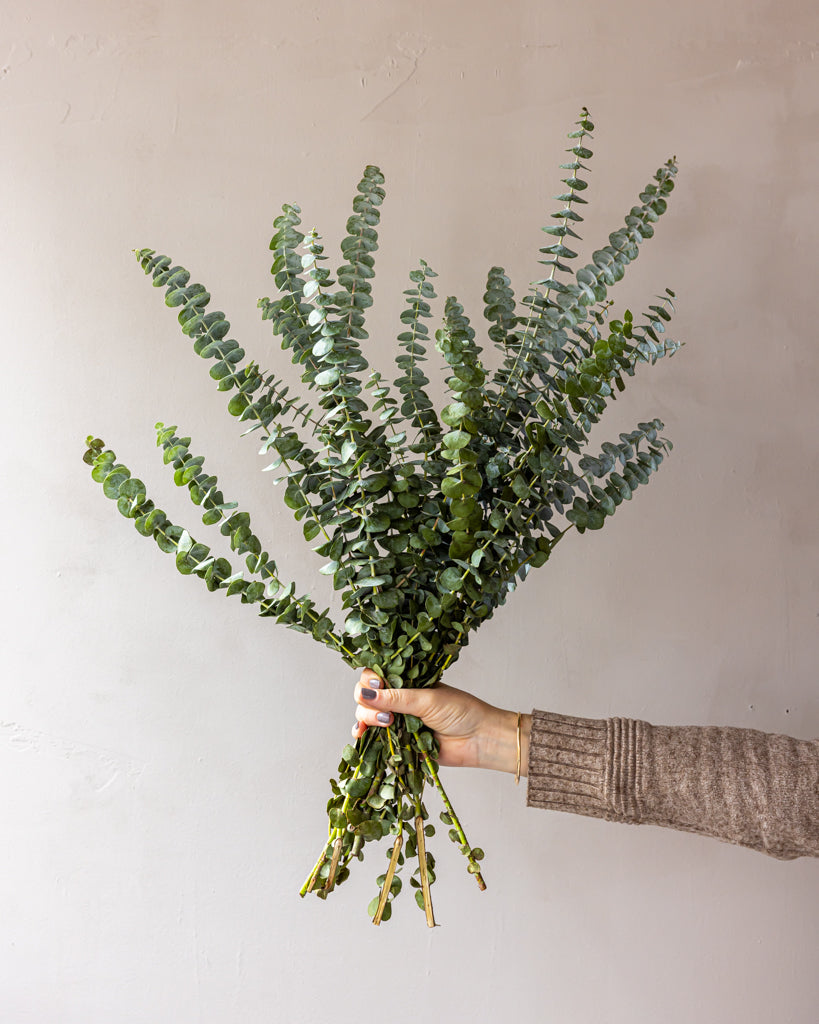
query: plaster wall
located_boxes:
[1,2,817,1021]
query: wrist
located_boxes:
[477,708,532,775]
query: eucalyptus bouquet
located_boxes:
[84,110,680,925]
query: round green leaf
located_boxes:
[314,368,340,387]
[438,567,464,592]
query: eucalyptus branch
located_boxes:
[85,110,682,925]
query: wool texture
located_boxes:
[527,711,819,859]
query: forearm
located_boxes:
[525,710,819,860]
[476,708,532,775]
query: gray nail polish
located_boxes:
[361,687,377,700]
[376,712,391,725]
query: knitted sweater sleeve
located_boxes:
[526,710,819,859]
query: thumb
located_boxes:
[356,671,433,720]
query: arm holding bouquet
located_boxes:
[354,670,819,861]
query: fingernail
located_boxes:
[376,712,392,725]
[368,677,383,689]
[361,687,378,700]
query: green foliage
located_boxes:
[85,111,681,925]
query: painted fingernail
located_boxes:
[377,712,392,725]
[369,677,382,688]
[361,687,378,700]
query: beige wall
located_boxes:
[2,1,817,1020]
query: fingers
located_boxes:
[353,669,429,738]
[351,670,386,738]
[351,669,441,742]
[354,671,391,727]
[355,702,394,729]
[354,670,384,715]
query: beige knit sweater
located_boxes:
[527,711,819,859]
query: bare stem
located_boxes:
[373,833,403,926]
[324,836,344,892]
[414,815,436,928]
[300,845,328,897]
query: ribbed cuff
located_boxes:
[526,710,647,823]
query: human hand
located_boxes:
[352,669,531,775]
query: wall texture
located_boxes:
[2,2,817,1021]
